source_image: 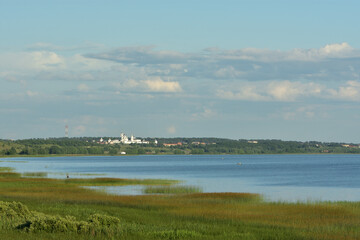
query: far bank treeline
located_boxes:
[0,137,360,156]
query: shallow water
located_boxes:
[1,154,360,202]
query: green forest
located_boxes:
[1,137,360,156]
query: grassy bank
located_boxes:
[0,168,359,239]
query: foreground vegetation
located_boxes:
[1,137,360,157]
[0,167,359,239]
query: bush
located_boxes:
[88,214,120,227]
[0,201,121,235]
[0,201,33,228]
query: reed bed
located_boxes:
[65,177,179,186]
[51,172,106,176]
[143,185,203,194]
[0,167,359,239]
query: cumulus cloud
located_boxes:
[2,43,359,86]
[267,81,322,101]
[217,86,269,101]
[77,84,90,92]
[82,43,360,84]
[144,77,182,93]
[217,80,360,102]
[217,80,323,102]
[2,43,360,104]
[327,81,360,101]
[0,51,65,71]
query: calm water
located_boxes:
[1,154,360,202]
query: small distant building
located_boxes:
[120,152,126,155]
[342,144,360,148]
[163,142,182,147]
[111,139,121,144]
[154,139,158,145]
[120,133,149,144]
[248,140,258,144]
[96,134,153,145]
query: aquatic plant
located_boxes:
[143,185,203,194]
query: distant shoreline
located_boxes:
[1,152,360,159]
[2,138,360,156]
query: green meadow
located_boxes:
[0,168,359,239]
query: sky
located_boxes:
[1,0,360,142]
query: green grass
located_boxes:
[143,185,203,194]
[0,167,359,240]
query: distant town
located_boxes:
[1,136,360,156]
[97,133,154,145]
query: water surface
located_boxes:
[1,154,359,202]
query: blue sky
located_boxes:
[1,0,360,142]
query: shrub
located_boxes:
[88,213,120,227]
[0,201,33,228]
[0,201,121,235]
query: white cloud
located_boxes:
[214,66,244,79]
[77,84,90,92]
[327,81,360,101]
[267,81,322,101]
[288,42,354,61]
[0,51,64,71]
[319,42,353,55]
[217,86,269,101]
[144,77,182,93]
[217,81,323,102]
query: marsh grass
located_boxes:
[22,172,48,178]
[0,167,359,240]
[0,167,15,172]
[65,178,179,186]
[51,172,106,176]
[143,185,203,194]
